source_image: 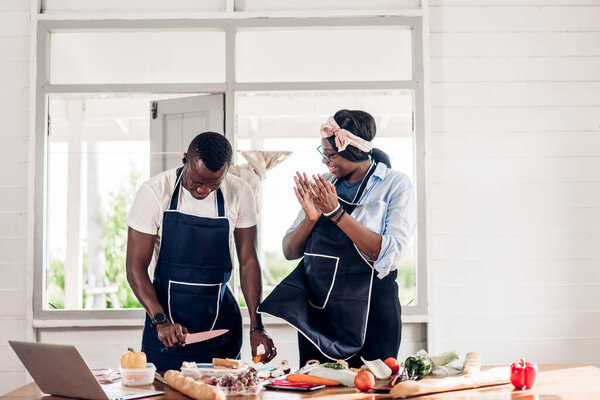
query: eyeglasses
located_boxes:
[317,145,340,162]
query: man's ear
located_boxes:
[182,152,187,164]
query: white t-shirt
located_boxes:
[127,167,257,269]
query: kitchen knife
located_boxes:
[184,329,229,344]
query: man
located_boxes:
[126,131,276,371]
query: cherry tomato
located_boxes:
[384,357,400,374]
[354,370,375,392]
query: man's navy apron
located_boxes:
[259,162,401,363]
[141,168,242,371]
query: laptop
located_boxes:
[9,340,163,400]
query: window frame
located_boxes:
[33,15,428,324]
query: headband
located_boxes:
[320,117,373,153]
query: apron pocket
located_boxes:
[168,280,222,333]
[303,252,340,309]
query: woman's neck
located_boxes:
[345,160,372,185]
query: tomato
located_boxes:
[384,357,400,374]
[354,370,375,392]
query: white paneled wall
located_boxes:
[0,0,30,395]
[428,0,600,365]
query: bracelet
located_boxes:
[250,326,265,334]
[323,203,341,217]
[327,206,344,221]
[332,209,346,224]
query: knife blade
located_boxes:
[184,329,229,345]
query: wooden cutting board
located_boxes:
[390,367,510,398]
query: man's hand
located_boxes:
[250,328,277,363]
[156,320,188,349]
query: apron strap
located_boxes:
[169,167,185,211]
[336,162,377,209]
[216,188,225,217]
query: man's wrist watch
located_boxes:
[151,312,168,328]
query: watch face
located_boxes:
[153,312,167,325]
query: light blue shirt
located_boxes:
[287,162,417,279]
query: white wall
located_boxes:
[0,0,32,396]
[2,0,600,395]
[428,0,600,365]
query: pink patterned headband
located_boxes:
[320,117,373,153]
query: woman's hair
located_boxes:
[328,109,392,168]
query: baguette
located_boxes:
[390,367,509,398]
[212,357,244,369]
[164,370,225,400]
[461,352,482,376]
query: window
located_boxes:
[35,16,426,319]
[236,27,412,82]
[50,30,226,84]
[235,90,417,305]
[46,94,194,310]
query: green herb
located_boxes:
[322,362,348,370]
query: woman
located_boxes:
[259,109,416,367]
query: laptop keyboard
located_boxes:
[103,386,152,399]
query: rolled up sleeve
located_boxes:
[374,178,417,279]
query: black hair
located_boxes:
[328,109,392,168]
[187,131,233,172]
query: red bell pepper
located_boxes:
[510,359,538,390]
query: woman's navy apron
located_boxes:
[259,163,401,363]
[141,168,242,371]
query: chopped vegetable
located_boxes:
[252,353,264,364]
[404,355,432,380]
[407,349,461,378]
[286,373,341,386]
[217,368,260,392]
[256,369,271,379]
[322,362,348,370]
[309,366,357,387]
[360,357,392,380]
[427,350,459,367]
[279,360,291,374]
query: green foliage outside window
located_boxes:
[47,164,415,310]
[46,165,142,309]
[102,165,143,309]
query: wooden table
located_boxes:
[2,364,599,400]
